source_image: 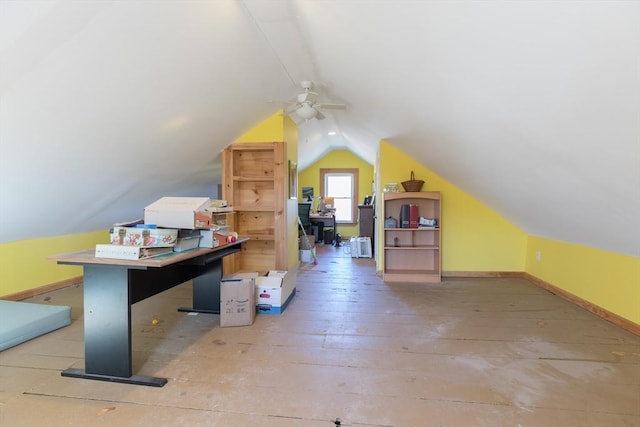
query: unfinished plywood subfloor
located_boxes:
[0,244,638,426]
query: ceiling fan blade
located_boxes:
[268,99,292,105]
[316,103,346,110]
[305,91,320,104]
[284,103,301,115]
[315,110,326,120]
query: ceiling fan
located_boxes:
[271,81,346,120]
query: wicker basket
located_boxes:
[401,171,424,192]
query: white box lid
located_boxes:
[267,270,289,278]
[145,197,211,212]
[256,276,283,288]
[222,272,259,281]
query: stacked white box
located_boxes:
[299,246,316,263]
[144,197,211,229]
[350,237,372,258]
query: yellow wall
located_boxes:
[283,116,300,268]
[0,231,106,297]
[378,141,526,272]
[235,111,285,143]
[235,111,300,270]
[526,236,640,324]
[298,149,375,239]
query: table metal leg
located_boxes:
[178,259,222,314]
[61,265,167,387]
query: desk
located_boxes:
[49,238,247,387]
[310,213,336,243]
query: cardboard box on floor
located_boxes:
[220,273,256,327]
[144,197,212,229]
[256,270,296,315]
[225,271,296,315]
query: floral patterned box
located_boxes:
[109,227,178,247]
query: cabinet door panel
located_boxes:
[235,181,275,209]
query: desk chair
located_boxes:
[298,203,312,236]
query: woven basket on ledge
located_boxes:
[401,171,424,192]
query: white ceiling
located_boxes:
[0,1,638,256]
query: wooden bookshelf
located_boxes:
[382,191,441,283]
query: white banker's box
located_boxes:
[255,270,296,315]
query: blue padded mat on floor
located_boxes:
[0,300,71,351]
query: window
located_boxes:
[320,168,359,224]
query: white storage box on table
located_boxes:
[255,270,296,314]
[220,273,257,327]
[172,229,202,252]
[144,197,211,229]
[198,226,232,248]
[350,236,372,258]
[196,207,233,228]
[173,236,202,252]
[95,245,173,260]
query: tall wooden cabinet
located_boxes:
[382,191,441,283]
[222,142,286,273]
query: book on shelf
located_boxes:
[400,205,408,228]
[95,244,173,260]
[418,217,438,228]
[409,204,419,228]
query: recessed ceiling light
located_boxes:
[327,131,337,136]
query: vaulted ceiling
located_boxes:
[1,1,638,256]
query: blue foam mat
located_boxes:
[0,300,71,352]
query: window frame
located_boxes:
[319,168,359,225]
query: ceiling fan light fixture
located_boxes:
[296,104,317,120]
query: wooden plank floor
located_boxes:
[1,244,638,426]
